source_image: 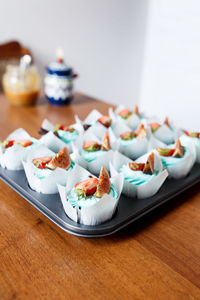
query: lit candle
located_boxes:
[56,47,64,63]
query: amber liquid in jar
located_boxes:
[3,65,40,106]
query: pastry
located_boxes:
[156,139,195,178]
[39,119,83,153]
[110,150,168,198]
[0,128,38,170]
[23,145,74,194]
[57,164,123,225]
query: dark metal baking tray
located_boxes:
[0,164,200,238]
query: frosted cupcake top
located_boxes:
[81,131,111,162]
[119,124,147,147]
[156,139,187,167]
[32,147,74,179]
[0,138,36,149]
[68,165,117,208]
[119,152,156,186]
[39,122,79,144]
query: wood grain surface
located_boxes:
[0,93,200,300]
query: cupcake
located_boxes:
[0,128,38,170]
[110,151,168,198]
[112,120,165,160]
[39,118,83,153]
[109,105,142,130]
[72,129,117,175]
[156,139,195,179]
[57,164,123,225]
[75,109,112,131]
[149,117,178,145]
[113,120,149,159]
[180,130,200,163]
[23,145,75,194]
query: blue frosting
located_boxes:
[119,164,156,186]
[120,137,136,148]
[81,149,106,162]
[159,146,189,168]
[67,184,118,208]
[33,160,75,179]
[57,129,79,144]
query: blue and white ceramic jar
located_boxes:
[44,50,77,105]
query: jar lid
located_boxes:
[46,62,73,76]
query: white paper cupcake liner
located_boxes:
[109,151,168,199]
[72,129,118,175]
[112,119,165,160]
[75,109,116,134]
[86,124,119,149]
[40,119,54,131]
[153,124,179,145]
[109,105,142,130]
[40,131,69,153]
[0,128,39,170]
[147,135,167,150]
[75,109,102,126]
[57,164,124,225]
[180,134,200,163]
[155,140,196,179]
[23,144,73,194]
[156,143,196,179]
[40,118,84,153]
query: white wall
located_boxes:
[140,0,200,130]
[1,0,200,130]
[0,0,148,107]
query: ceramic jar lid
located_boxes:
[46,61,73,77]
[46,48,73,77]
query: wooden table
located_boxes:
[0,93,200,300]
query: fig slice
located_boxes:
[54,124,75,132]
[134,105,140,115]
[75,177,98,198]
[136,124,147,139]
[129,162,145,171]
[120,131,135,140]
[149,122,161,133]
[98,115,112,128]
[14,140,32,147]
[156,148,175,157]
[172,139,184,158]
[83,141,100,152]
[143,152,154,175]
[95,165,111,198]
[1,139,32,148]
[1,140,15,148]
[118,109,132,119]
[46,147,71,170]
[100,132,111,151]
[184,130,200,138]
[32,156,52,169]
[164,117,170,128]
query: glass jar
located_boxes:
[2,64,40,106]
